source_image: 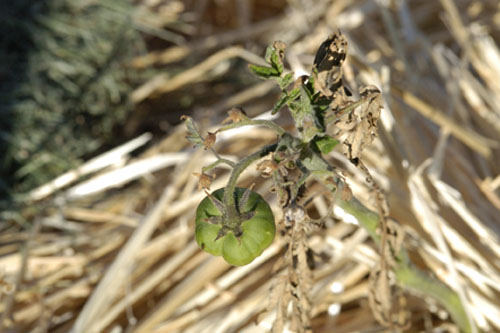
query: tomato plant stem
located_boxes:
[223,144,278,226]
[338,196,472,333]
[218,119,286,136]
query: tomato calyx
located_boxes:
[195,187,276,266]
[204,188,256,241]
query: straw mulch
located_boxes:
[2,0,500,332]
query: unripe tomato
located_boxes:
[195,187,275,266]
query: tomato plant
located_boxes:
[183,33,473,332]
[195,187,275,266]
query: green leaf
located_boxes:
[248,64,280,78]
[270,51,284,74]
[312,100,330,132]
[272,93,289,115]
[278,73,294,90]
[286,88,301,119]
[264,44,275,64]
[299,85,314,116]
[181,115,204,147]
[288,87,300,100]
[264,41,285,75]
[272,86,301,115]
[311,135,339,154]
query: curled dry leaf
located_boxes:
[368,262,410,330]
[256,159,279,178]
[384,219,405,265]
[310,33,383,163]
[341,183,353,201]
[203,132,216,150]
[193,172,214,190]
[284,204,313,333]
[273,41,286,62]
[334,85,382,162]
[222,107,248,124]
[266,40,286,74]
[312,33,348,104]
[368,263,394,327]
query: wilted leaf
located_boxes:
[270,41,286,74]
[334,85,382,162]
[256,159,278,177]
[194,172,214,190]
[264,41,286,75]
[222,107,248,124]
[311,33,347,99]
[203,132,216,150]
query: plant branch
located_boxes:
[202,156,235,172]
[223,144,278,223]
[337,196,472,333]
[217,119,286,136]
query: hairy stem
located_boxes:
[223,144,278,225]
[338,196,472,333]
[202,158,235,172]
[218,119,286,136]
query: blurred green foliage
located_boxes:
[0,0,145,203]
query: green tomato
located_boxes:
[195,187,275,266]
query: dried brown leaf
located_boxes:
[222,107,248,124]
[256,159,278,178]
[203,132,216,150]
[312,33,348,99]
[341,183,353,201]
[335,85,382,162]
[193,172,214,190]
